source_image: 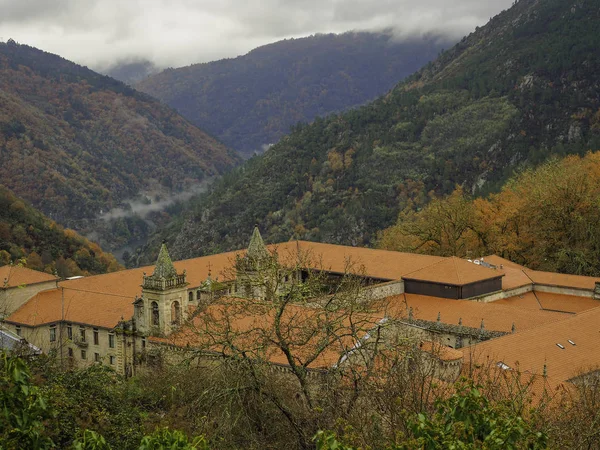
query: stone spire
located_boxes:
[152,242,178,279]
[247,226,269,261]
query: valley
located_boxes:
[2,0,600,448]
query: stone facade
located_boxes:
[137,243,190,336]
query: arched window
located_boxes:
[196,290,201,300]
[135,302,145,326]
[151,302,159,326]
[171,301,181,325]
[188,291,193,302]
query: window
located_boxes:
[142,338,146,349]
[188,292,193,302]
[68,348,74,358]
[80,326,86,342]
[151,302,159,326]
[109,356,115,365]
[81,350,87,360]
[171,301,181,325]
[135,302,145,325]
[49,326,56,342]
[93,328,99,345]
[196,290,201,300]
[108,334,115,349]
[67,324,72,340]
[94,353,100,362]
[15,326,21,337]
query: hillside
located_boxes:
[143,0,600,263]
[0,185,120,277]
[379,152,600,276]
[135,32,449,157]
[0,40,240,228]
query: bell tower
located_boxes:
[137,242,189,336]
[235,226,273,300]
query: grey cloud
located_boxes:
[0,0,514,70]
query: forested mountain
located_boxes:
[135,32,450,157]
[0,185,120,276]
[144,0,600,263]
[379,152,600,277]
[0,40,239,227]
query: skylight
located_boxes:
[568,340,576,346]
[556,343,565,349]
[496,361,510,370]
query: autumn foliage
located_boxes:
[0,185,121,277]
[0,41,239,226]
[379,152,600,276]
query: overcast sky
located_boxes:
[0,0,514,70]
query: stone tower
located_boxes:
[136,243,189,336]
[236,226,273,300]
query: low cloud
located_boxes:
[0,0,514,70]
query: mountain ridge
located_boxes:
[135,31,451,157]
[141,0,600,263]
[0,40,240,228]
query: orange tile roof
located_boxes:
[5,287,134,329]
[401,257,503,286]
[385,293,569,333]
[495,291,600,314]
[0,265,57,288]
[6,241,600,333]
[293,241,445,280]
[524,269,600,291]
[482,255,526,270]
[55,241,443,296]
[534,291,600,314]
[493,292,542,311]
[151,297,384,370]
[463,306,600,382]
[497,265,534,291]
[420,341,463,361]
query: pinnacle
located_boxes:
[247,226,269,261]
[151,242,178,279]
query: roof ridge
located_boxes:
[402,256,448,278]
[452,256,462,285]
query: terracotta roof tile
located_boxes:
[386,293,569,333]
[492,291,600,314]
[482,255,526,270]
[55,241,447,298]
[151,297,384,370]
[402,257,503,286]
[463,306,600,382]
[493,292,542,311]
[524,269,600,291]
[6,287,134,329]
[7,241,600,335]
[534,291,600,313]
[420,341,463,361]
[0,266,57,288]
[294,241,445,280]
[498,266,533,291]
